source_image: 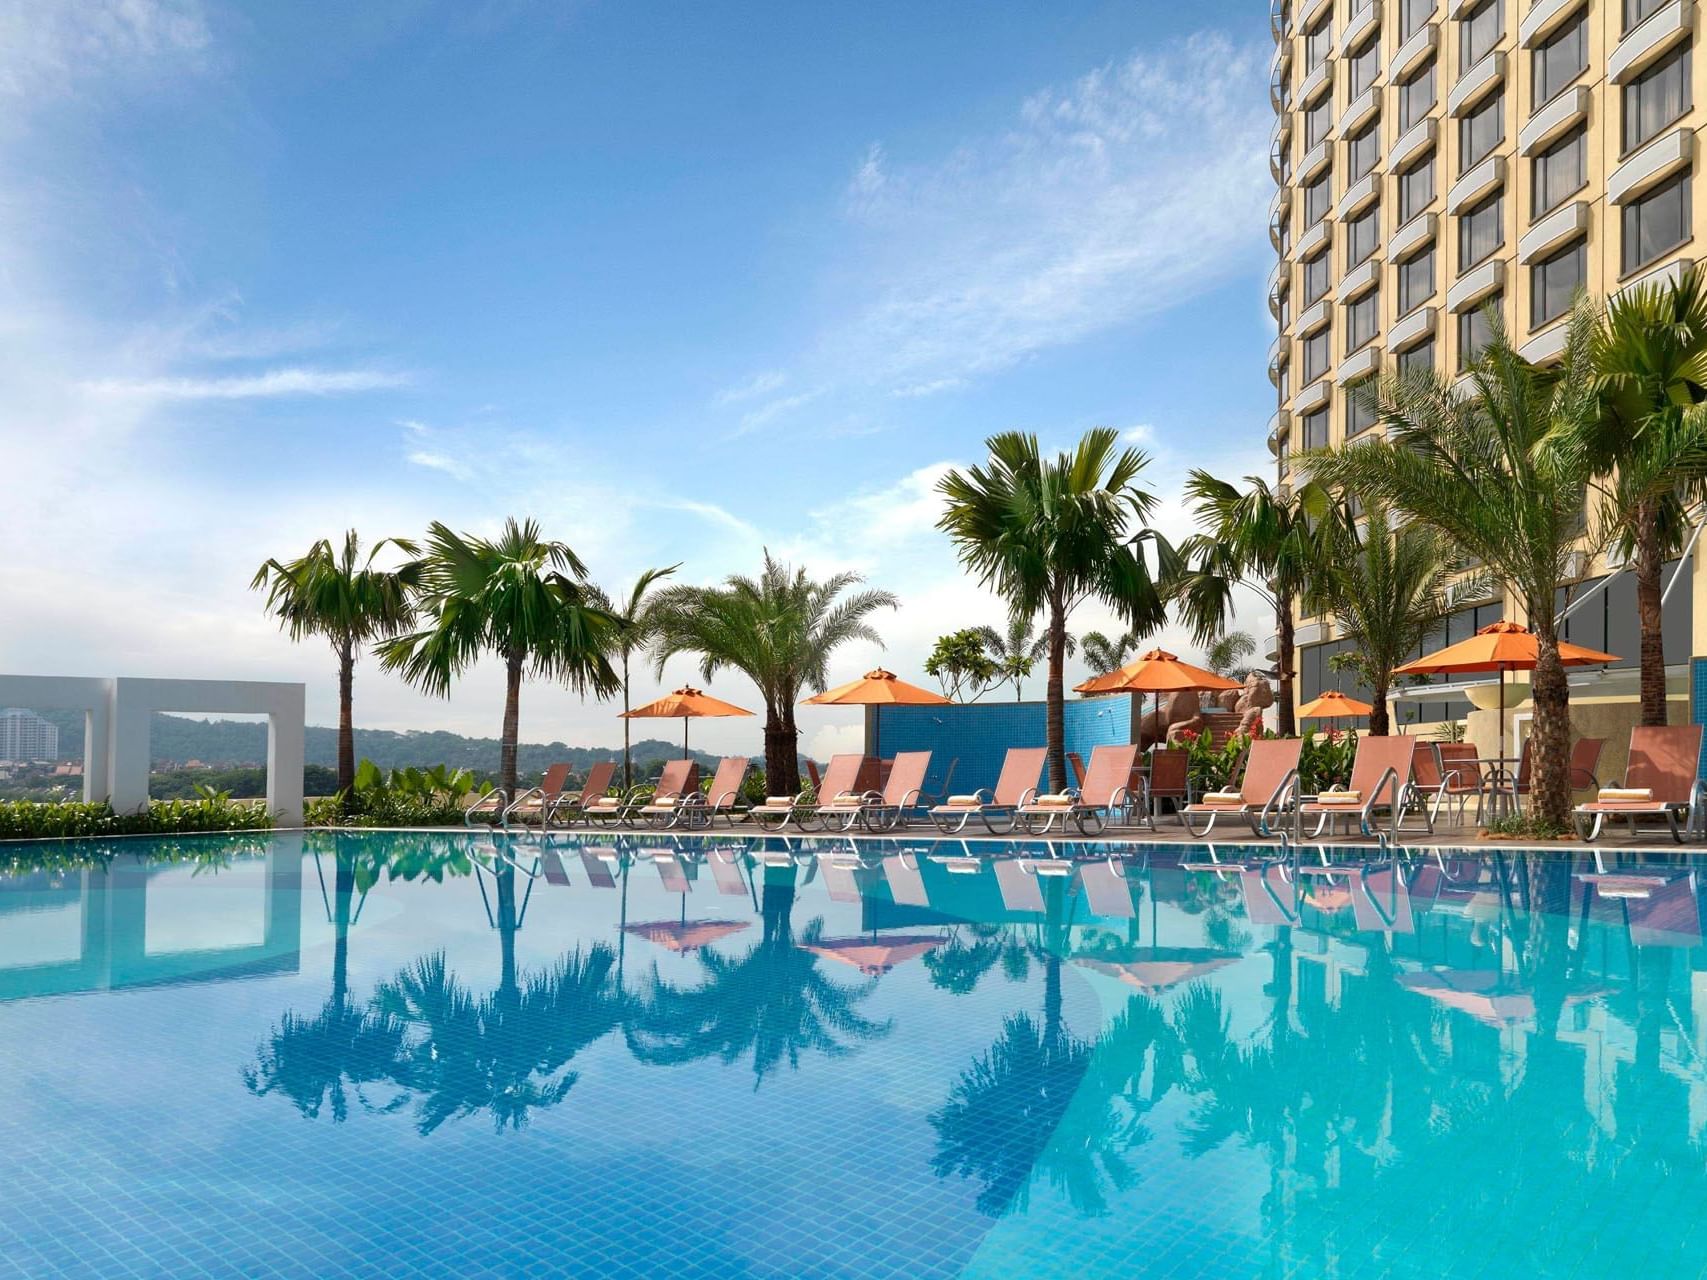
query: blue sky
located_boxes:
[2,0,1277,759]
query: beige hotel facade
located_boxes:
[1267,0,1707,742]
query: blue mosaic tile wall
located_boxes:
[1693,658,1707,780]
[871,696,1135,794]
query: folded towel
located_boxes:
[1598,787,1654,802]
[588,796,620,807]
[1202,791,1245,805]
[944,794,982,806]
[1314,790,1363,805]
[764,795,795,806]
[830,791,862,804]
[1034,793,1075,807]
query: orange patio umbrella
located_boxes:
[1393,622,1617,758]
[1073,949,1238,995]
[622,685,753,756]
[1074,648,1242,747]
[803,668,952,706]
[621,920,750,953]
[1398,969,1609,1029]
[1297,689,1375,733]
[798,933,945,974]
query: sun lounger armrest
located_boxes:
[1692,778,1707,837]
[1257,768,1299,838]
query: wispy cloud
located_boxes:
[714,369,787,405]
[734,388,821,437]
[84,366,411,401]
[0,0,210,105]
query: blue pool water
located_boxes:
[2,830,1706,1278]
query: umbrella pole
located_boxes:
[684,717,689,759]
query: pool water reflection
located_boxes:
[2,831,1706,1277]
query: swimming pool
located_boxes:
[0,830,1703,1278]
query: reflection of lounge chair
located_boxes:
[1296,736,1418,839]
[708,846,750,896]
[1077,858,1136,919]
[652,851,692,894]
[552,761,619,827]
[992,858,1047,914]
[500,763,573,828]
[930,747,1045,834]
[1352,863,1414,934]
[1016,745,1139,835]
[579,846,621,888]
[1238,862,1299,927]
[1576,851,1702,947]
[882,852,930,907]
[1181,738,1300,838]
[819,752,934,832]
[1573,725,1705,843]
[751,754,863,831]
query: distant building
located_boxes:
[0,709,58,763]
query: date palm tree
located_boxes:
[1569,269,1707,724]
[251,530,420,799]
[938,429,1175,792]
[589,563,681,788]
[973,615,1054,701]
[648,553,897,795]
[1173,475,1331,736]
[1202,630,1257,678]
[378,519,622,800]
[1078,630,1134,678]
[1303,302,1599,826]
[1303,502,1484,735]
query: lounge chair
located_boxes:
[1180,738,1301,838]
[750,753,864,830]
[1573,724,1706,843]
[817,751,934,832]
[1015,744,1139,835]
[1512,736,1604,811]
[547,761,619,827]
[627,759,704,827]
[929,747,1046,834]
[1294,735,1419,839]
[1138,748,1192,826]
[1409,744,1479,829]
[500,763,574,828]
[654,756,749,828]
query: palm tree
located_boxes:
[1303,302,1600,825]
[938,429,1175,792]
[1202,630,1258,678]
[648,552,897,795]
[1078,630,1135,677]
[1571,269,1707,724]
[589,563,681,788]
[378,519,622,800]
[1174,474,1331,736]
[1303,503,1484,734]
[251,531,419,799]
[972,615,1053,701]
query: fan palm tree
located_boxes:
[938,429,1176,792]
[1202,630,1258,678]
[1078,630,1134,678]
[1302,503,1485,734]
[588,563,681,788]
[251,531,420,800]
[972,615,1053,701]
[378,519,622,800]
[1174,474,1332,736]
[1567,269,1707,724]
[1303,301,1600,825]
[648,553,898,795]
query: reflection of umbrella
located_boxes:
[1394,622,1617,757]
[621,686,753,756]
[1398,968,1606,1028]
[1073,649,1241,745]
[1297,689,1374,732]
[798,934,945,974]
[1073,949,1237,995]
[803,668,952,706]
[621,920,750,953]
[1303,884,1354,912]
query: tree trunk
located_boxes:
[336,638,357,808]
[621,651,634,789]
[763,707,799,797]
[780,702,801,795]
[1275,596,1297,737]
[500,653,523,799]
[1634,502,1668,727]
[494,863,519,1005]
[331,845,354,1009]
[1369,675,1389,736]
[1528,622,1573,828]
[1046,605,1067,794]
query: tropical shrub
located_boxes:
[308,759,491,828]
[0,798,273,841]
[1176,729,1356,797]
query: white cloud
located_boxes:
[734,388,822,436]
[84,366,411,401]
[0,0,210,106]
[714,369,787,404]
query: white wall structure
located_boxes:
[0,674,306,826]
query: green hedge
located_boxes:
[0,798,274,842]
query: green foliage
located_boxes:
[1078,630,1134,676]
[1175,730,1356,796]
[149,764,341,801]
[1201,630,1257,678]
[1481,812,1572,840]
[307,759,492,828]
[924,628,1001,701]
[971,616,1048,700]
[0,798,273,841]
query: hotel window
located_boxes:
[1532,125,1586,217]
[1398,246,1436,313]
[1346,380,1379,436]
[1625,0,1669,32]
[1280,293,1292,330]
[1622,172,1691,273]
[1399,155,1436,221]
[1623,44,1691,154]
[1402,0,1436,39]
[1303,407,1331,450]
[1460,0,1503,73]
[1279,365,1291,403]
[1347,290,1380,352]
[1281,217,1293,255]
[1306,96,1334,149]
[1306,15,1333,70]
[1304,328,1332,382]
[1305,249,1331,302]
[1350,39,1381,99]
[1459,190,1504,271]
[1398,336,1436,373]
[1306,172,1333,225]
[1533,12,1586,108]
[1349,122,1381,181]
[1460,90,1504,173]
[1346,205,1379,267]
[1458,296,1500,368]
[1531,238,1585,327]
[1400,60,1438,133]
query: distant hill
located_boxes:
[31,709,723,776]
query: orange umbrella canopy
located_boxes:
[622,686,754,719]
[1074,950,1238,994]
[1398,969,1609,1029]
[1297,690,1375,718]
[621,920,750,953]
[803,668,952,706]
[1075,648,1243,695]
[798,934,946,974]
[1394,621,1617,675]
